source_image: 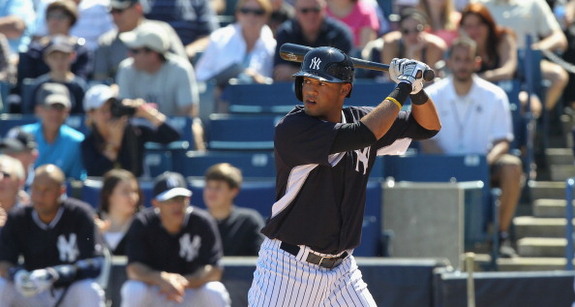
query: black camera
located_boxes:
[110,98,137,118]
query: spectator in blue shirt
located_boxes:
[20,83,86,180]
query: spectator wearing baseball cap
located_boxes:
[92,0,186,83]
[116,23,205,150]
[24,35,88,114]
[20,83,86,180]
[0,128,38,187]
[81,84,180,177]
[121,171,231,306]
[16,0,92,107]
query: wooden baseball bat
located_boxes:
[279,43,435,81]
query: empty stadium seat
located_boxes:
[354,179,384,257]
[188,177,276,219]
[222,82,299,114]
[182,150,275,178]
[207,114,281,150]
[0,113,36,136]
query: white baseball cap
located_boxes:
[119,23,169,54]
[83,84,116,111]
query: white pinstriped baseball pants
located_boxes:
[248,238,377,307]
[120,280,231,307]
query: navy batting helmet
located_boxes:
[293,47,354,101]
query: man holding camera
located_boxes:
[81,84,180,177]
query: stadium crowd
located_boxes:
[0,0,575,306]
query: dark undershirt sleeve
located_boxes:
[329,121,377,154]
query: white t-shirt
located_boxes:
[424,74,514,154]
[116,53,199,116]
[195,23,276,82]
[476,0,561,49]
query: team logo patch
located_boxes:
[57,233,80,262]
[309,57,321,70]
[179,233,201,261]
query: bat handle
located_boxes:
[423,69,435,82]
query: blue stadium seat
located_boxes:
[80,177,156,209]
[222,81,398,115]
[345,81,397,107]
[65,115,88,135]
[182,150,275,178]
[188,177,276,219]
[222,82,299,114]
[0,113,36,137]
[355,180,384,257]
[207,114,281,150]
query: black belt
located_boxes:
[280,241,348,269]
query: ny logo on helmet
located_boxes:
[309,57,321,70]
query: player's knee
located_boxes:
[194,281,231,307]
[120,280,148,307]
[65,279,105,307]
[0,277,16,307]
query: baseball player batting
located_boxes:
[247,46,442,306]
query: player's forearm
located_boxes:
[184,265,222,288]
[126,262,163,286]
[361,83,411,139]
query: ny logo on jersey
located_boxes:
[57,233,79,262]
[354,147,370,175]
[179,233,201,261]
[309,57,321,70]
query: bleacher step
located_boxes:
[546,148,574,165]
[533,198,574,218]
[495,257,569,271]
[517,237,566,257]
[550,165,575,181]
[513,216,569,239]
[529,181,567,200]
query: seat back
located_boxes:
[207,114,281,150]
[183,150,276,178]
[223,82,300,114]
[0,114,36,136]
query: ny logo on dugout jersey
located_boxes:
[179,233,201,261]
[57,233,79,262]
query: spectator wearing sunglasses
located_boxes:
[380,7,447,77]
[195,0,276,87]
[93,0,187,84]
[116,23,206,150]
[272,0,353,81]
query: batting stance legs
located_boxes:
[248,238,376,307]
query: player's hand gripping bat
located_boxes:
[279,43,435,81]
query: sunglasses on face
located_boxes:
[47,12,71,21]
[0,171,11,179]
[109,4,134,14]
[401,25,424,35]
[239,7,266,16]
[129,47,153,54]
[298,7,321,14]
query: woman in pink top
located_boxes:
[418,0,460,46]
[326,0,380,50]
